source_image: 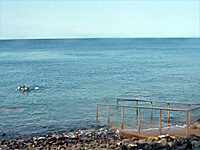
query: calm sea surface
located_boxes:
[0,38,199,138]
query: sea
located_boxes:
[0,38,199,139]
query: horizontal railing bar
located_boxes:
[97,104,188,111]
[189,106,200,111]
[117,98,200,105]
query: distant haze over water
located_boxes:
[0,38,199,138]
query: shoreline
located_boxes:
[1,125,200,150]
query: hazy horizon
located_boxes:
[1,37,200,41]
[0,0,199,39]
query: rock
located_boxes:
[117,142,123,146]
[150,143,161,149]
[122,139,130,144]
[130,137,139,141]
[127,144,137,149]
[0,140,6,145]
[193,118,200,129]
[144,144,152,150]
[138,139,147,144]
[168,141,174,148]
[47,137,56,143]
[158,134,170,138]
[11,144,19,149]
[38,137,46,140]
[58,136,66,141]
[45,134,51,138]
[167,136,175,142]
[190,125,197,129]
[0,126,199,150]
[175,142,192,150]
[109,144,116,149]
[147,138,155,144]
[1,133,6,136]
[34,140,38,145]
[120,145,128,150]
[100,144,106,148]
[191,140,200,148]
[158,138,168,146]
[187,134,200,141]
[174,137,187,146]
[174,143,188,150]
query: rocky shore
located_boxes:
[0,126,200,150]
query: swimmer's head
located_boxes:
[34,87,39,90]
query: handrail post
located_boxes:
[186,111,189,136]
[151,102,153,120]
[96,104,98,121]
[168,103,170,124]
[138,107,141,134]
[159,109,162,135]
[117,99,119,110]
[136,100,138,114]
[107,105,110,124]
[121,107,124,129]
[188,104,191,125]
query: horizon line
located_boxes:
[0,37,200,40]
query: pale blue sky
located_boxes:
[0,0,199,39]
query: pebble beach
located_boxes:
[1,125,200,150]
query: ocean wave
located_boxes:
[0,108,24,115]
[24,117,43,121]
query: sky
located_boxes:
[0,0,199,39]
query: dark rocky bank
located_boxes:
[0,126,200,150]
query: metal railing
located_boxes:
[96,98,200,136]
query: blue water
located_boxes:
[0,38,199,138]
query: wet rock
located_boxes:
[1,133,6,136]
[45,134,51,138]
[150,143,161,149]
[0,140,5,145]
[174,137,187,146]
[175,142,191,150]
[193,118,200,129]
[137,143,148,149]
[191,140,200,148]
[187,134,200,142]
[144,144,152,150]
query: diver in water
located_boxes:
[34,86,39,90]
[24,87,29,91]
[17,86,38,92]
[18,85,29,92]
